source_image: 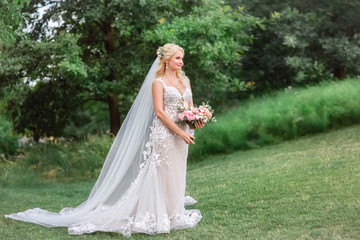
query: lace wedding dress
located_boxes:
[5,71,202,237]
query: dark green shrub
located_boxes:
[16,134,113,182]
[68,135,112,179]
[0,115,18,157]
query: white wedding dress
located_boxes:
[5,60,202,237]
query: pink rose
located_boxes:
[185,111,195,121]
[192,108,199,114]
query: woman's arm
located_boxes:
[152,80,195,144]
[188,77,194,107]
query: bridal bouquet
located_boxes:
[177,101,216,129]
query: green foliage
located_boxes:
[1,33,98,140]
[0,115,18,157]
[68,135,112,179]
[62,101,110,139]
[0,0,28,43]
[189,78,360,160]
[320,36,360,74]
[0,33,86,87]
[144,1,262,104]
[5,81,79,141]
[240,7,330,89]
[236,0,360,88]
[3,0,360,142]
[0,0,202,138]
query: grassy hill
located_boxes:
[190,78,360,160]
[1,124,359,239]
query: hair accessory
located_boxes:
[159,47,165,57]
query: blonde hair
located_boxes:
[155,43,188,87]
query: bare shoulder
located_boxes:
[152,78,164,88]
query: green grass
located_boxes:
[1,124,360,239]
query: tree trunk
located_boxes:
[102,11,120,136]
[107,93,120,136]
[333,66,346,79]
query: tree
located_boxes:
[230,0,360,90]
[144,2,261,105]
[1,33,88,140]
[0,0,201,139]
[0,0,28,43]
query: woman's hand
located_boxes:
[195,120,205,129]
[179,131,195,144]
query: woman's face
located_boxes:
[168,50,184,71]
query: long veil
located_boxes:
[5,57,161,227]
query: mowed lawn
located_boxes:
[1,125,360,240]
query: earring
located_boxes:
[166,62,168,69]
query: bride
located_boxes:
[5,43,204,237]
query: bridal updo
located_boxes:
[155,43,188,87]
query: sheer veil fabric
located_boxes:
[5,57,202,237]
